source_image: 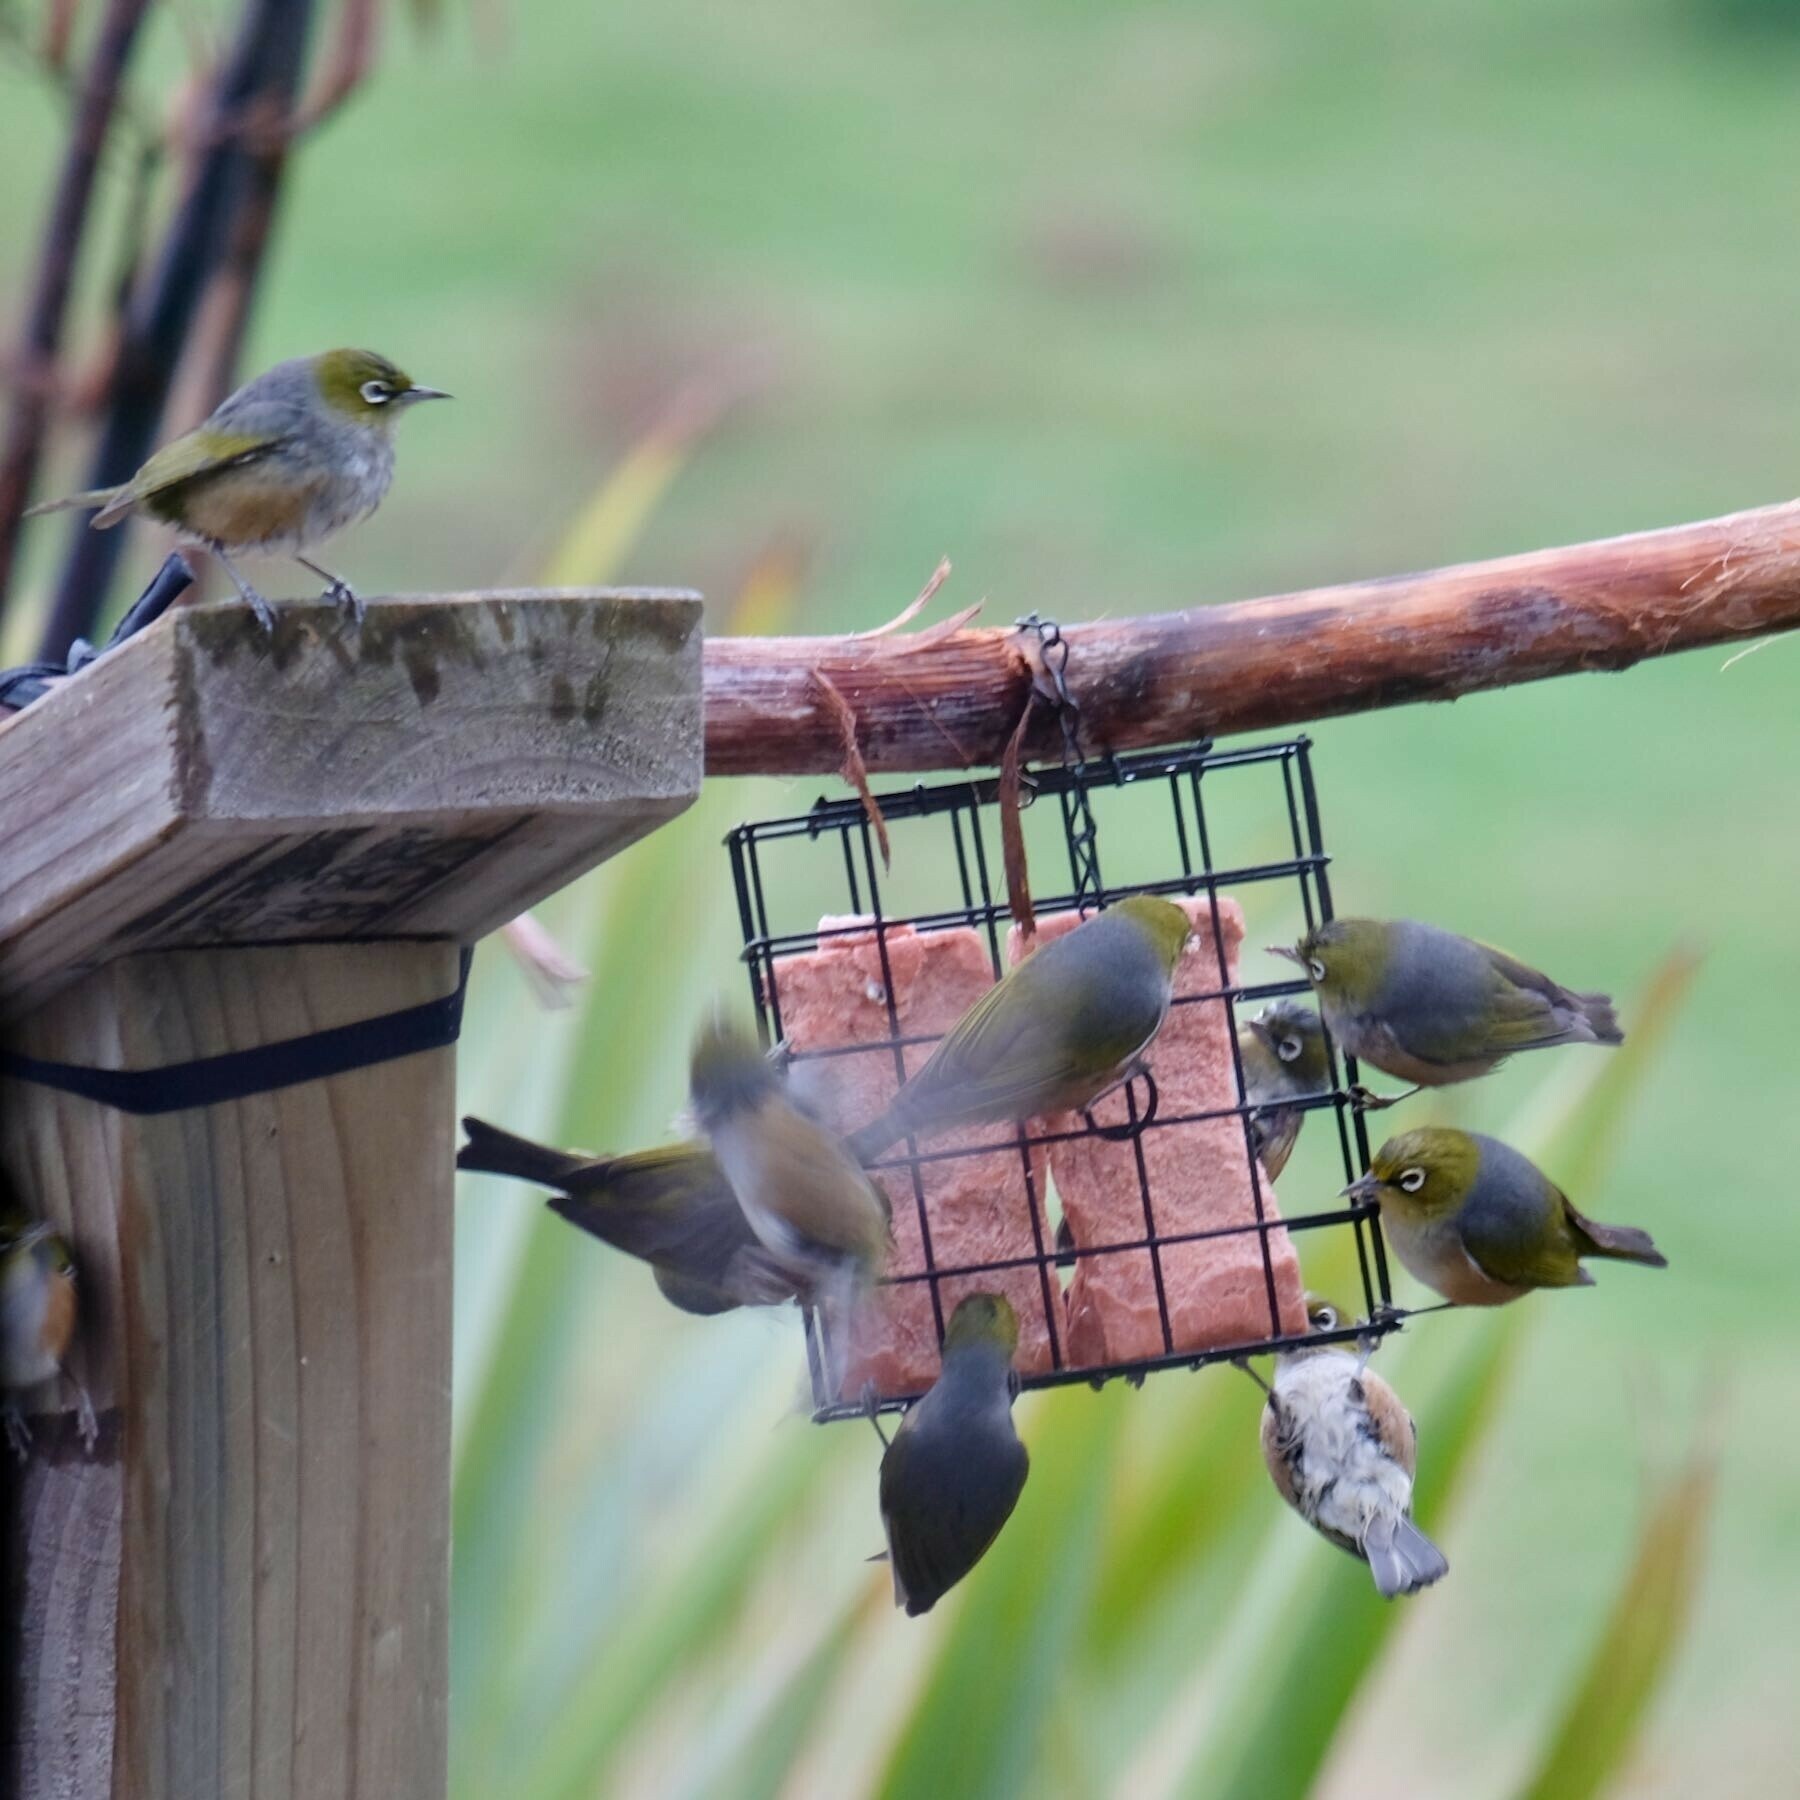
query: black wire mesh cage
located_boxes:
[728,736,1398,1422]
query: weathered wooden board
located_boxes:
[0,590,703,1022]
[1,943,459,1800]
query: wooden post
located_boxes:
[0,590,702,1799]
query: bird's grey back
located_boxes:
[898,1345,1024,1470]
[1040,907,1174,1021]
[1462,1131,1557,1237]
[1371,920,1498,1055]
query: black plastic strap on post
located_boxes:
[0,552,194,711]
[0,949,474,1115]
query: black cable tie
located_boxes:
[0,553,194,711]
[0,948,473,1115]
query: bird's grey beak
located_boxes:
[404,385,452,403]
[1265,945,1303,966]
[1341,1173,1381,1204]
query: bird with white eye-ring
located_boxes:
[1240,1300,1448,1599]
[28,348,450,630]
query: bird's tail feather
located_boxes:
[456,1116,587,1188]
[1568,1204,1667,1269]
[1571,989,1623,1045]
[1364,1514,1449,1598]
[24,486,124,522]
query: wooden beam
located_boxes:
[0,588,703,1798]
[702,497,1800,775]
[0,589,703,1024]
[3,944,456,1800]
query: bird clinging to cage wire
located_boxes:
[877,1293,1031,1615]
[1250,1300,1447,1599]
[1,1212,97,1461]
[1237,999,1332,1180]
[1345,1128,1665,1307]
[1269,916,1621,1101]
[845,894,1194,1162]
[27,349,450,631]
[688,1018,891,1374]
[457,1119,798,1314]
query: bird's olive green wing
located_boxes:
[899,958,1144,1123]
[98,426,289,525]
[1461,1178,1589,1290]
[1474,942,1587,1051]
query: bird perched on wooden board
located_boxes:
[1237,999,1332,1180]
[1345,1128,1666,1306]
[1251,1300,1447,1598]
[878,1293,1030,1616]
[846,894,1195,1162]
[1,1215,97,1461]
[1270,917,1621,1097]
[28,349,449,630]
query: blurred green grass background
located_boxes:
[4,0,1797,1792]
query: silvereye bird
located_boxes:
[1237,999,1332,1180]
[878,1293,1030,1616]
[1,1217,97,1460]
[1345,1128,1666,1306]
[847,894,1194,1161]
[1255,1300,1447,1598]
[689,1020,892,1311]
[1270,917,1621,1090]
[456,1119,796,1313]
[28,348,449,629]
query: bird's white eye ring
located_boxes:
[360,379,392,405]
[1398,1168,1426,1194]
[1307,958,1326,983]
[1278,1037,1302,1063]
[1312,1305,1338,1331]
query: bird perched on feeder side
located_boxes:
[1270,917,1621,1094]
[27,349,449,631]
[689,1019,892,1314]
[1345,1128,1666,1307]
[879,1293,1031,1615]
[2,1215,98,1461]
[457,1119,794,1315]
[1253,1301,1447,1599]
[1237,999,1332,1180]
[846,894,1194,1162]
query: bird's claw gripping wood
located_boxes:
[4,1401,30,1463]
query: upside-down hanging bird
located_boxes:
[878,1293,1031,1615]
[28,349,449,630]
[1253,1300,1448,1599]
[1344,1128,1666,1306]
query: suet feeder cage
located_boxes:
[730,731,1399,1422]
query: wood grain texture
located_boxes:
[0,590,703,1023]
[702,497,1800,773]
[0,942,457,1800]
